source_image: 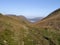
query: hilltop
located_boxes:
[6,14,30,24]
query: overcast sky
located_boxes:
[0,0,60,18]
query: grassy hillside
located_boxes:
[0,8,60,45]
[35,8,60,28]
[6,15,30,25]
[0,14,30,45]
[0,14,51,45]
[34,8,60,45]
[0,15,49,45]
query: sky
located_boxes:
[0,0,60,18]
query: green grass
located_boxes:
[0,28,16,45]
[0,12,60,45]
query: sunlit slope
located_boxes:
[34,8,60,45]
[35,8,60,29]
[0,14,31,45]
[0,14,50,45]
[7,15,30,25]
[0,8,60,45]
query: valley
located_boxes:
[0,8,60,45]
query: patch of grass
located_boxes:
[0,28,17,45]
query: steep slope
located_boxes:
[35,8,60,29]
[34,8,60,45]
[6,15,30,25]
[43,8,60,20]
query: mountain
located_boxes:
[0,14,48,45]
[6,15,30,25]
[28,17,43,22]
[0,14,31,45]
[34,8,60,45]
[0,8,60,45]
[35,8,60,28]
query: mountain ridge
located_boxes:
[34,8,60,28]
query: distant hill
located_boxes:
[6,15,30,25]
[28,17,43,22]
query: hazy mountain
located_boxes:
[28,17,43,22]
